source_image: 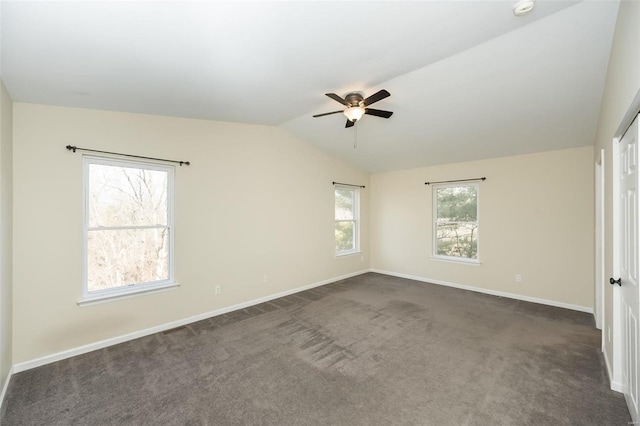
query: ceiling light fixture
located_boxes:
[513,0,535,16]
[344,106,365,122]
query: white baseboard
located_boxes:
[603,346,625,393]
[13,269,369,374]
[370,269,594,314]
[0,366,14,415]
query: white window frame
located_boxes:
[432,183,480,264]
[335,185,360,256]
[80,156,176,304]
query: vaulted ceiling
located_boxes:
[1,1,619,172]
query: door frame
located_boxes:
[612,128,624,392]
[596,148,605,333]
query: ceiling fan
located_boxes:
[313,89,393,128]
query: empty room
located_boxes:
[0,0,639,424]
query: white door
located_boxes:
[617,114,640,421]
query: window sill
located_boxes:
[77,282,180,306]
[336,250,363,258]
[431,256,481,266]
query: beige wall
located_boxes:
[0,83,13,396]
[371,146,594,308]
[12,103,369,364]
[594,1,640,379]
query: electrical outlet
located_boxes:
[515,274,522,283]
[263,275,269,284]
[215,285,221,295]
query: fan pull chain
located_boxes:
[354,124,358,149]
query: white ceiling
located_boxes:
[1,1,619,172]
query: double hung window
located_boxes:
[335,186,359,255]
[82,157,175,301]
[433,184,479,261]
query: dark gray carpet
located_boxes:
[1,273,630,425]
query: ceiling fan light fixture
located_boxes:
[313,90,392,128]
[344,106,365,122]
[513,0,535,16]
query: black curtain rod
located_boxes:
[425,177,486,185]
[333,181,365,189]
[66,145,190,166]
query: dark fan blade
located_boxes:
[346,119,355,128]
[363,89,390,106]
[365,108,393,118]
[313,110,344,118]
[325,93,349,106]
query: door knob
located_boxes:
[610,277,622,286]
